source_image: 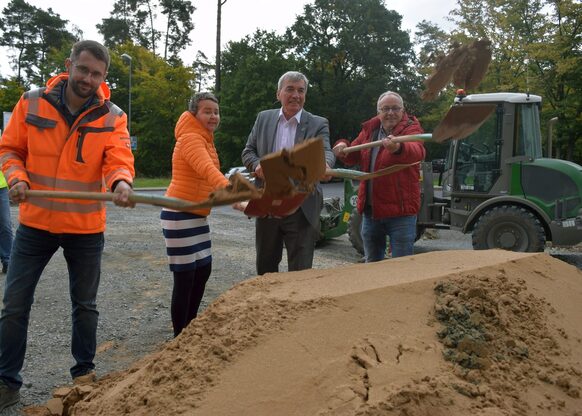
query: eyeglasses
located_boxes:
[378,106,402,114]
[72,63,105,81]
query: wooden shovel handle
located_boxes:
[341,133,433,154]
[24,190,257,212]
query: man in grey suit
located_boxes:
[242,71,335,275]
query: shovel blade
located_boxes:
[432,104,496,143]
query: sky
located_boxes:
[0,0,456,76]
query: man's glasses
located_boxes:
[72,63,105,81]
[378,106,402,114]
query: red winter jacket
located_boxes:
[336,113,426,219]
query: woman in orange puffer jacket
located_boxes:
[161,92,230,337]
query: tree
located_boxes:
[215,0,227,95]
[0,77,25,122]
[285,0,420,142]
[107,44,196,176]
[160,0,195,62]
[98,0,194,62]
[0,0,76,86]
[216,30,297,169]
[450,0,582,162]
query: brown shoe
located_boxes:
[73,371,96,385]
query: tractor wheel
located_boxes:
[348,211,364,256]
[472,205,546,252]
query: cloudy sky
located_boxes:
[0,0,456,75]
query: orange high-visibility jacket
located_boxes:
[165,111,229,216]
[0,73,135,234]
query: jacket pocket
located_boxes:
[25,113,57,130]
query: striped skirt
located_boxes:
[160,209,211,272]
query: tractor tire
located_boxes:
[348,211,364,256]
[471,205,546,252]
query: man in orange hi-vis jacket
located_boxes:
[0,40,135,411]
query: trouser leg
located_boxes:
[283,210,315,272]
[255,217,283,275]
[387,215,417,258]
[63,232,104,379]
[171,262,211,337]
[362,215,388,262]
[0,188,13,267]
[0,225,57,389]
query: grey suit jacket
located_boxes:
[241,108,335,229]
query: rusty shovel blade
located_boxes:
[432,104,496,143]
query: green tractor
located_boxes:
[318,178,364,255]
[319,91,582,254]
[419,91,582,251]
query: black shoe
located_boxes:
[1,263,6,274]
[0,382,20,411]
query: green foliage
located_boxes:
[286,0,420,143]
[133,176,170,188]
[216,30,297,170]
[98,0,194,61]
[0,0,77,86]
[108,44,195,177]
[0,77,25,124]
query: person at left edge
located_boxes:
[0,172,12,275]
[0,40,135,411]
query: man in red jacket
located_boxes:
[333,91,426,261]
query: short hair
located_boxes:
[189,92,219,114]
[70,40,111,71]
[277,71,308,92]
[376,91,404,110]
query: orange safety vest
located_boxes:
[0,73,135,234]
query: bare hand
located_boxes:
[321,163,333,182]
[254,164,264,180]
[232,201,248,212]
[9,181,29,204]
[332,143,347,157]
[382,136,401,154]
[112,181,135,208]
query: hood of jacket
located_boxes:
[45,72,111,105]
[174,111,213,143]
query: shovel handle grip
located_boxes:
[341,133,433,154]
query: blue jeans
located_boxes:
[362,214,417,262]
[0,224,104,389]
[0,187,13,267]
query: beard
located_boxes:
[69,78,99,99]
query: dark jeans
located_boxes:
[362,214,417,261]
[171,263,211,337]
[0,224,104,389]
[0,187,13,267]
[255,209,316,275]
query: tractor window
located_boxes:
[514,103,543,159]
[452,106,501,193]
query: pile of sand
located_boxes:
[31,250,582,415]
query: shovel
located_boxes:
[339,103,496,154]
[24,189,259,211]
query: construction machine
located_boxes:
[417,90,582,251]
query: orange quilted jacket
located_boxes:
[165,111,229,216]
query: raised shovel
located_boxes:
[340,103,496,154]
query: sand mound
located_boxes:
[60,250,581,415]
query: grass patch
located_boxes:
[133,177,171,188]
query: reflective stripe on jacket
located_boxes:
[0,73,135,234]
